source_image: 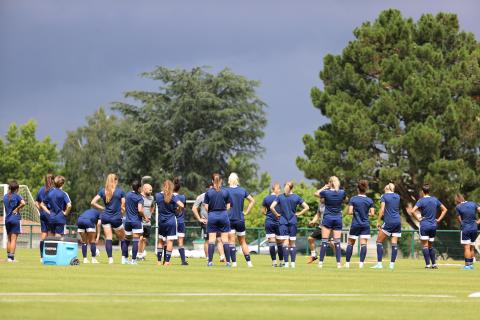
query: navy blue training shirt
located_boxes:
[78,208,101,224]
[456,201,478,229]
[155,192,179,220]
[3,193,23,219]
[227,186,250,221]
[275,193,304,223]
[45,188,71,215]
[320,189,346,216]
[349,195,373,226]
[98,187,125,216]
[380,192,401,225]
[175,193,186,223]
[125,191,144,223]
[263,194,280,223]
[416,196,441,225]
[204,187,231,212]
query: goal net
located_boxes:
[0,184,40,249]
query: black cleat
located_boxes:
[181,261,189,266]
[431,265,438,269]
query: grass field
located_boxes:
[0,249,479,319]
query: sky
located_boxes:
[0,0,479,183]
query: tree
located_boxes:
[297,9,480,228]
[61,108,123,214]
[0,120,59,195]
[113,66,268,195]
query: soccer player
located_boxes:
[173,177,188,265]
[371,183,401,269]
[123,180,146,265]
[90,174,126,264]
[345,180,374,268]
[227,173,255,267]
[455,193,480,270]
[307,202,325,264]
[408,184,447,269]
[203,173,232,267]
[35,174,55,262]
[42,176,72,237]
[155,180,184,266]
[315,176,345,269]
[270,181,309,268]
[138,183,154,260]
[192,185,225,260]
[3,181,26,262]
[262,182,284,267]
[77,208,102,263]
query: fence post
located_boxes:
[410,230,415,258]
[257,228,260,254]
[29,225,33,248]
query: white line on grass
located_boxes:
[2,292,455,298]
[468,292,480,298]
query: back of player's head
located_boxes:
[54,175,65,188]
[384,182,395,193]
[357,180,369,193]
[211,173,222,191]
[45,174,55,192]
[284,181,294,193]
[162,180,174,203]
[228,172,239,187]
[8,180,19,193]
[454,193,465,204]
[271,182,281,193]
[421,184,430,195]
[173,177,181,192]
[131,180,141,193]
[329,176,340,191]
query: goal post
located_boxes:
[1,184,40,249]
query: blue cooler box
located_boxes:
[42,237,79,266]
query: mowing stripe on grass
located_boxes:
[2,292,455,298]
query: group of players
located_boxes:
[2,173,480,269]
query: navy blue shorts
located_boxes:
[230,219,246,236]
[265,220,280,238]
[322,215,342,231]
[177,222,186,237]
[124,221,143,235]
[101,214,123,230]
[77,218,96,233]
[159,217,177,240]
[461,227,478,245]
[49,213,66,235]
[40,211,50,233]
[278,223,297,240]
[419,223,436,242]
[207,211,230,234]
[348,224,371,239]
[6,218,21,234]
[381,222,401,237]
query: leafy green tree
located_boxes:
[297,9,480,228]
[61,108,123,214]
[0,120,58,195]
[113,66,268,195]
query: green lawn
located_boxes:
[0,249,479,319]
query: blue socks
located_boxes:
[229,243,237,262]
[165,250,172,263]
[376,243,383,262]
[208,242,215,263]
[40,240,44,258]
[223,243,231,263]
[319,239,328,262]
[269,242,276,261]
[360,245,367,262]
[345,244,353,262]
[90,243,97,257]
[106,239,113,258]
[179,247,186,263]
[156,248,163,262]
[121,240,131,258]
[289,247,297,263]
[391,244,398,263]
[466,258,474,266]
[429,247,436,266]
[81,243,88,258]
[334,239,341,263]
[283,246,289,263]
[422,247,431,266]
[132,239,139,260]
[277,244,284,261]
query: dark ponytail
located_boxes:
[8,180,19,201]
[212,173,222,192]
[45,174,55,193]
